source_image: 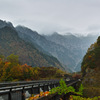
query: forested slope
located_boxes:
[81,36,100,97]
[0,25,63,69]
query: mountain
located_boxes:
[0,20,63,69]
[16,26,76,71]
[44,33,99,71]
[16,25,51,56]
[0,19,14,29]
[16,26,99,72]
[81,36,100,97]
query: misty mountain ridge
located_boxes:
[44,32,99,71]
[16,25,75,71]
[16,25,99,72]
[42,30,100,38]
[0,19,99,72]
[0,19,63,69]
[0,20,14,29]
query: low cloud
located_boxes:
[86,25,100,32]
[0,0,100,35]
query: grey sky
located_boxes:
[0,0,100,35]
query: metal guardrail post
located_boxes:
[46,83,49,91]
[31,85,34,96]
[50,83,54,89]
[43,84,45,92]
[8,88,12,100]
[38,84,40,94]
[47,83,50,91]
[52,83,54,88]
[22,87,25,100]
[55,82,59,87]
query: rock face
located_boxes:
[0,20,63,69]
[81,36,100,97]
[16,26,99,72]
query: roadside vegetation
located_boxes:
[28,79,100,100]
[81,36,100,97]
[0,54,66,82]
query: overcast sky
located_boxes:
[0,0,100,35]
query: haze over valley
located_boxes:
[0,19,99,72]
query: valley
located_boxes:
[0,19,100,99]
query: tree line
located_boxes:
[0,54,65,82]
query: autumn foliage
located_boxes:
[28,91,50,100]
[0,54,65,82]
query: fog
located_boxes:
[0,0,100,35]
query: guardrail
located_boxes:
[0,80,59,87]
[0,80,60,100]
[0,79,81,100]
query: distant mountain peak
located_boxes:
[65,32,73,35]
[16,25,36,32]
[0,19,14,29]
[52,32,59,35]
[16,25,38,36]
